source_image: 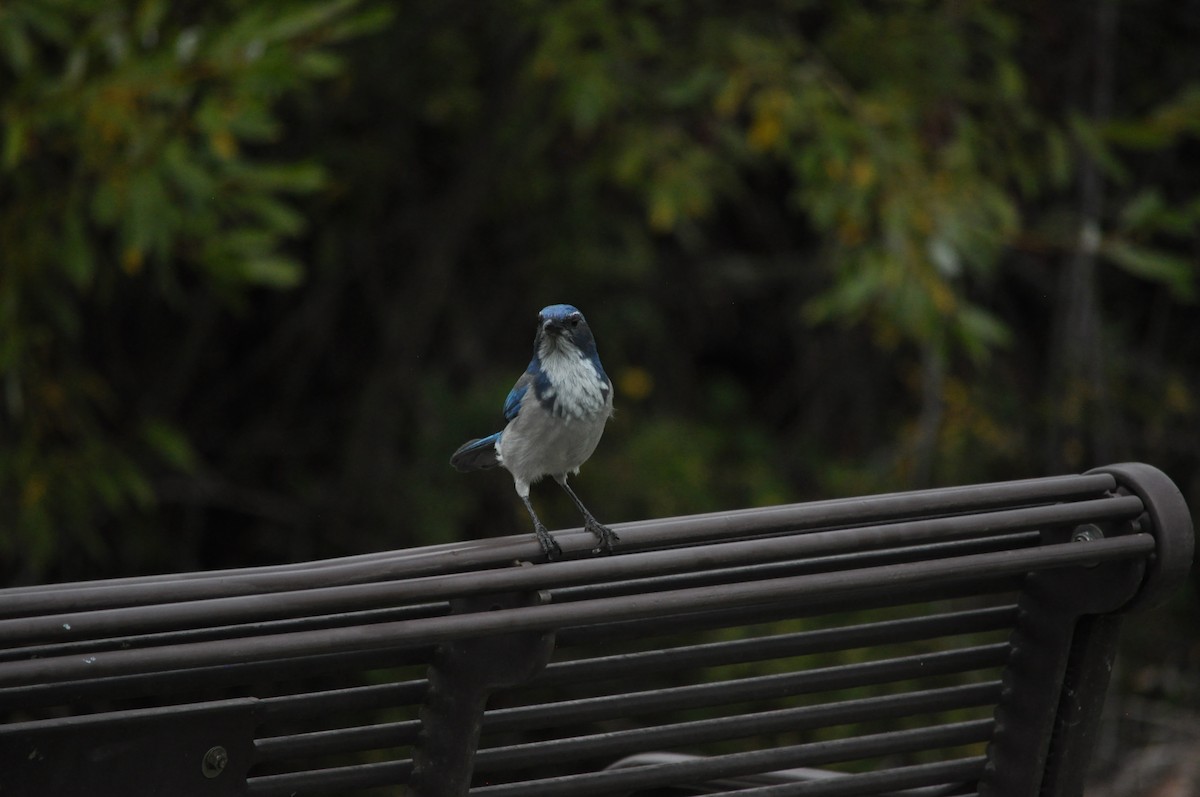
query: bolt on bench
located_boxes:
[0,463,1193,796]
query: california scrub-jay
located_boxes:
[450,304,618,559]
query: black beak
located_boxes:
[542,319,565,334]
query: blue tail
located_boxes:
[450,432,501,472]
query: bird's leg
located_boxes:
[556,479,619,555]
[520,494,563,560]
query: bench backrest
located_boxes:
[0,462,1192,796]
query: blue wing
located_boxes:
[503,368,535,422]
[450,367,539,472]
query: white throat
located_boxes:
[539,338,608,419]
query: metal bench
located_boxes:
[0,462,1193,796]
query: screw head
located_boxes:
[201,745,228,778]
[1072,524,1104,543]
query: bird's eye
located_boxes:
[567,317,580,328]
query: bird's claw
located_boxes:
[534,524,563,561]
[587,520,620,555]
[532,516,614,559]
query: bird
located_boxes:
[450,304,618,559]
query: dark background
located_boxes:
[2,0,1198,787]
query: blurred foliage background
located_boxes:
[2,0,1199,776]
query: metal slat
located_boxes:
[531,605,1017,689]
[550,532,1041,604]
[555,580,1023,647]
[0,648,435,711]
[474,683,1000,773]
[0,590,458,648]
[257,679,428,723]
[0,603,448,664]
[254,719,421,762]
[245,758,412,797]
[0,535,1153,688]
[482,645,1007,734]
[468,720,995,797]
[703,757,986,796]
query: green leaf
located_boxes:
[327,5,395,40]
[568,65,618,133]
[1102,239,1196,301]
[3,118,25,169]
[1103,118,1174,150]
[0,18,34,74]
[236,194,306,236]
[141,419,197,471]
[135,0,169,47]
[162,142,216,198]
[802,265,884,326]
[239,161,325,192]
[1119,190,1166,232]
[956,305,1012,362]
[124,168,170,256]
[996,59,1024,101]
[242,255,304,288]
[661,65,719,108]
[226,104,280,142]
[1118,190,1197,237]
[256,0,360,45]
[1044,127,1072,189]
[298,49,344,78]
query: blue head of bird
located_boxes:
[536,304,600,360]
